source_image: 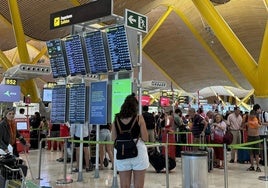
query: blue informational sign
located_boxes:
[89,81,107,125]
[0,85,20,102]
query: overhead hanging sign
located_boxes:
[125,9,148,33]
[50,0,112,29]
[0,85,20,102]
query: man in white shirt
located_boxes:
[227,107,243,163]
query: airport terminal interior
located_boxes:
[18,148,268,188]
[1,0,268,187]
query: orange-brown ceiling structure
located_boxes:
[0,0,267,102]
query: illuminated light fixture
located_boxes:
[210,0,230,4]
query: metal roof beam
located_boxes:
[8,0,30,64]
[143,6,173,48]
[192,0,258,87]
[172,6,242,89]
[257,20,268,96]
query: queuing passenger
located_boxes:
[70,123,93,172]
[99,123,114,170]
[56,123,71,163]
[245,110,261,172]
[30,112,42,135]
[227,107,243,163]
[211,113,226,169]
[187,108,208,150]
[29,112,42,149]
[111,93,149,188]
[174,108,183,132]
[142,105,156,142]
[156,113,165,141]
[253,104,268,166]
[0,107,30,156]
[50,123,60,152]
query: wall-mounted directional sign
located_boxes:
[125,9,148,33]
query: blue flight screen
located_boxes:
[83,31,108,74]
[105,25,132,72]
[51,85,67,123]
[63,35,87,76]
[46,39,68,78]
[68,83,87,123]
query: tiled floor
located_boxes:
[19,149,268,188]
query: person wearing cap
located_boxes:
[0,107,30,155]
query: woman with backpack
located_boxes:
[112,93,149,188]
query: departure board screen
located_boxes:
[83,31,108,74]
[105,25,132,72]
[46,39,68,78]
[51,85,67,123]
[63,35,87,76]
[69,83,87,123]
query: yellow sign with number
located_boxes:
[5,78,17,85]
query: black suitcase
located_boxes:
[148,148,176,173]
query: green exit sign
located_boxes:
[125,9,148,33]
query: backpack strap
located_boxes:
[263,111,266,123]
[116,115,138,135]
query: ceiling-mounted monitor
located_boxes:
[105,25,132,72]
[50,85,67,124]
[46,39,69,78]
[63,35,87,76]
[42,88,53,102]
[83,30,108,74]
[68,83,87,124]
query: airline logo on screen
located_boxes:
[0,85,20,102]
[54,14,73,28]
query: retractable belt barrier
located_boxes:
[36,132,267,188]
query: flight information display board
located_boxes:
[69,83,87,123]
[105,25,132,72]
[111,79,132,121]
[83,31,108,74]
[63,35,87,76]
[89,81,107,125]
[46,39,68,78]
[51,85,67,123]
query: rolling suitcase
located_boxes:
[182,132,193,151]
[207,147,214,172]
[148,148,165,173]
[237,149,250,163]
[200,134,214,172]
[148,148,176,173]
[161,129,176,159]
[237,130,250,163]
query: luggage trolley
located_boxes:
[0,164,26,188]
[0,155,27,188]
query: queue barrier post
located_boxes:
[258,133,268,181]
[36,138,44,180]
[111,148,119,188]
[165,133,170,188]
[223,143,228,188]
[56,137,73,185]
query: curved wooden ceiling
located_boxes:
[0,0,267,94]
